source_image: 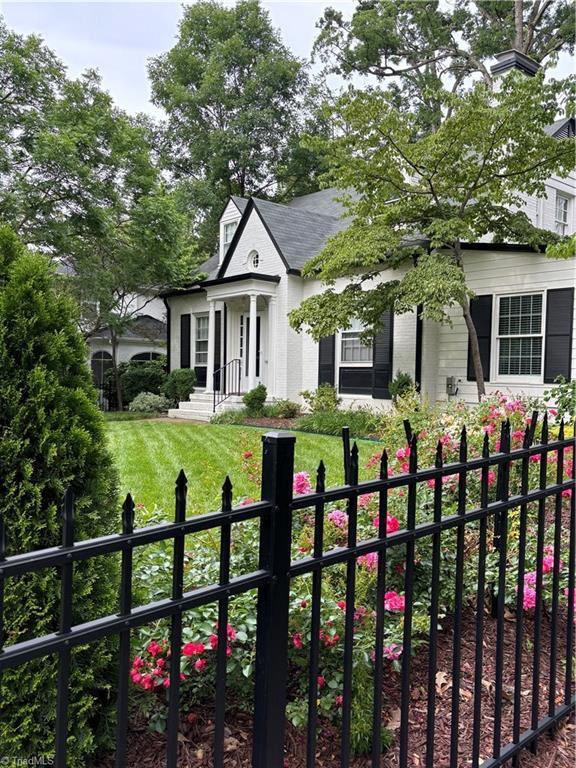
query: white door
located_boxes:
[239,313,266,391]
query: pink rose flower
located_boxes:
[293,471,312,495]
[384,591,405,612]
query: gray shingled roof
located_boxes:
[285,188,351,218]
[92,315,167,342]
[544,117,575,138]
[231,196,249,213]
[251,197,349,271]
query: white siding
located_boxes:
[167,293,209,370]
[222,209,285,278]
[433,248,576,404]
[519,171,576,234]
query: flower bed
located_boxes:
[123,392,573,757]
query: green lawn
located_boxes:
[105,419,377,519]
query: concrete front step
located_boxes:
[168,393,246,422]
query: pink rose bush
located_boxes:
[130,396,572,746]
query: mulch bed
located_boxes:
[92,608,575,768]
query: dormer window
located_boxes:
[223,221,238,255]
[555,194,569,236]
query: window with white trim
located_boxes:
[223,221,238,254]
[195,315,209,366]
[555,194,569,236]
[340,319,372,363]
[497,293,543,376]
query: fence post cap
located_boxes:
[261,431,296,443]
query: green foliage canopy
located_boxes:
[315,0,576,132]
[149,0,327,255]
[289,71,575,397]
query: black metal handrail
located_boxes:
[213,358,241,411]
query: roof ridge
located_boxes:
[252,196,343,221]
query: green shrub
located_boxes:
[273,399,301,419]
[129,392,171,413]
[162,368,196,403]
[119,359,167,404]
[544,375,576,421]
[300,383,341,413]
[297,407,380,438]
[242,384,267,416]
[210,408,246,425]
[0,226,120,765]
[389,370,414,402]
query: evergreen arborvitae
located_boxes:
[0,225,120,765]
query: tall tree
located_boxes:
[314,0,575,132]
[0,20,190,399]
[289,71,575,400]
[148,0,322,256]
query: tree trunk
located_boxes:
[514,0,524,50]
[453,241,485,402]
[110,329,123,412]
[461,299,486,402]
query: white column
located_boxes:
[267,296,277,397]
[248,293,258,391]
[206,299,216,393]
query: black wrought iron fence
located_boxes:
[0,415,574,768]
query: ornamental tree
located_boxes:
[0,225,120,765]
[289,71,575,400]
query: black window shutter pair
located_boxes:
[317,310,394,399]
[467,288,574,382]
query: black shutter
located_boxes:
[372,311,394,399]
[318,335,335,386]
[213,310,222,390]
[180,313,191,369]
[467,296,492,381]
[544,287,574,382]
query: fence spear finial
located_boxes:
[122,493,135,535]
[379,449,388,480]
[316,460,326,493]
[221,475,233,512]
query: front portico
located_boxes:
[202,274,279,397]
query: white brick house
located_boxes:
[163,121,575,422]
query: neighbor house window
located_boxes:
[341,319,372,363]
[223,221,238,254]
[195,315,209,365]
[555,194,569,235]
[497,293,543,376]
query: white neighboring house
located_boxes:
[163,121,575,422]
[87,294,167,402]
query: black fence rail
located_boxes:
[0,415,574,768]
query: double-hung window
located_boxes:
[195,315,209,366]
[555,194,569,236]
[223,221,238,254]
[340,319,372,363]
[497,293,543,377]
